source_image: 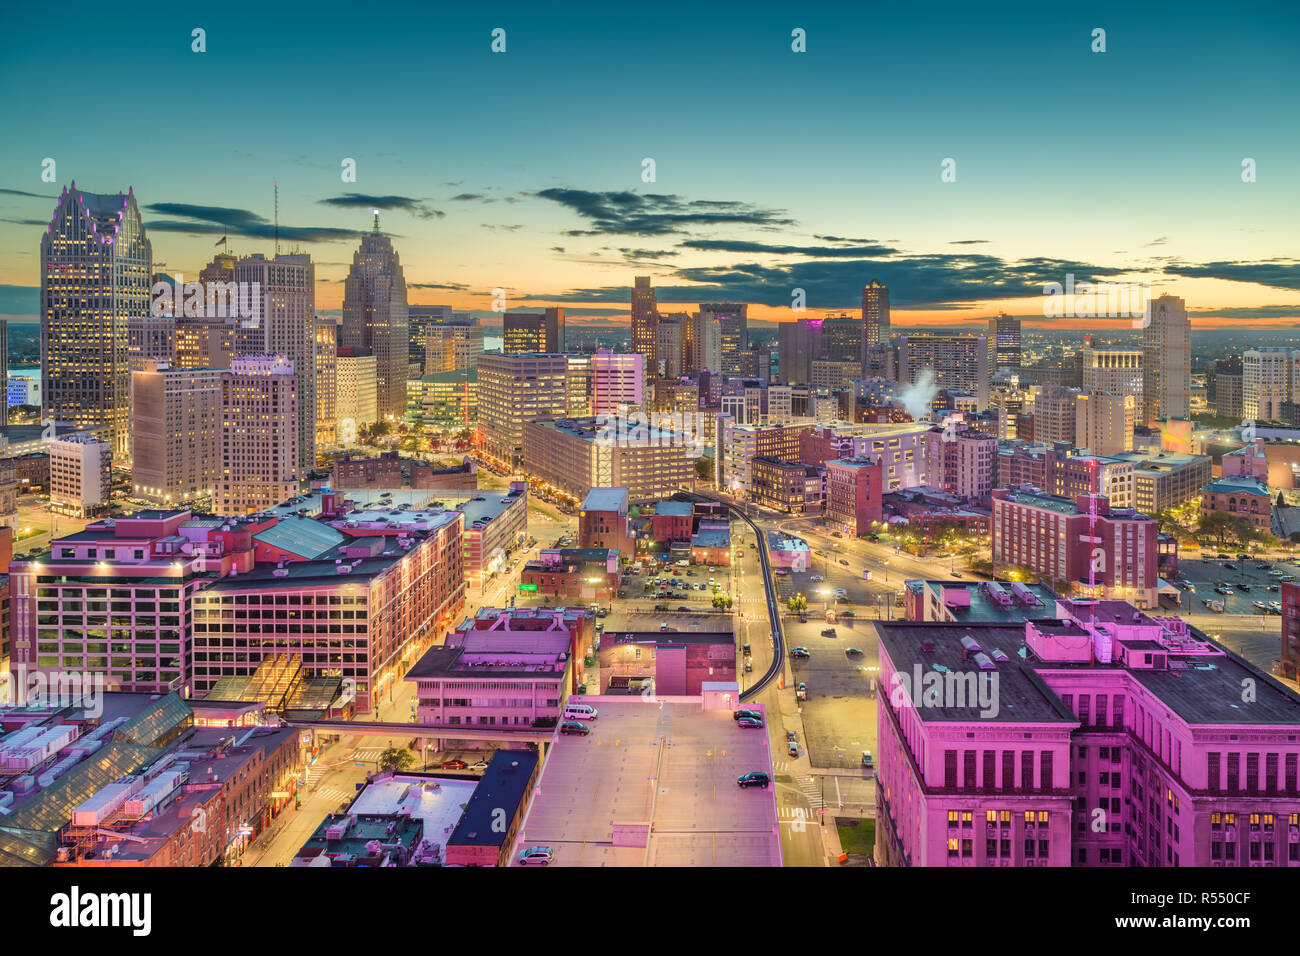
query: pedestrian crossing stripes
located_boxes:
[351,748,385,761]
[312,787,352,806]
[799,775,825,810]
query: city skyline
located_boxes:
[1,2,1298,330]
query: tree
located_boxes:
[694,457,714,482]
[378,747,414,772]
[787,594,808,613]
[712,594,733,610]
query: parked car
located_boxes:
[846,647,863,656]
[469,760,489,771]
[744,659,752,672]
[518,846,554,865]
[733,709,762,722]
[737,771,770,789]
[738,716,764,728]
[559,720,591,736]
[790,646,810,658]
[839,559,850,566]
[821,628,837,637]
[796,682,807,701]
[787,741,799,758]
[861,750,873,768]
[1224,563,1238,571]
[786,730,797,743]
[441,758,468,769]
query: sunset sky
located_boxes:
[1,0,1298,329]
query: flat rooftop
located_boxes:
[512,697,781,867]
[347,773,478,857]
[582,488,629,513]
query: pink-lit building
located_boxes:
[597,629,736,696]
[1222,438,1269,481]
[447,606,595,693]
[991,487,1159,606]
[590,349,644,416]
[406,630,574,728]
[923,421,996,503]
[876,602,1300,867]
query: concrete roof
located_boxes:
[512,697,781,866]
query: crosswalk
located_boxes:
[350,748,386,762]
[312,787,353,807]
[799,774,825,811]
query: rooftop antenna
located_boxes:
[372,208,380,233]
[273,182,280,256]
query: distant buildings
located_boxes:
[987,313,1021,374]
[1243,349,1300,421]
[1079,341,1143,409]
[503,308,565,354]
[717,420,810,496]
[590,350,644,415]
[335,348,378,433]
[42,184,153,459]
[898,333,990,410]
[421,311,483,374]
[862,280,890,350]
[341,220,409,421]
[631,276,659,373]
[314,317,337,448]
[702,303,748,377]
[1111,450,1212,515]
[1142,294,1191,423]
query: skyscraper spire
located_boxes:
[372,208,380,233]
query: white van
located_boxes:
[562,702,599,721]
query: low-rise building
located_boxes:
[579,487,634,557]
[520,548,619,601]
[1200,475,1272,532]
[751,456,825,514]
[825,456,883,536]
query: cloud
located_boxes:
[949,239,989,245]
[534,188,794,236]
[481,224,524,231]
[617,247,680,262]
[409,281,469,291]
[144,201,359,243]
[451,193,488,202]
[680,239,898,258]
[1162,260,1300,291]
[318,193,444,219]
[0,188,57,199]
[1189,305,1300,320]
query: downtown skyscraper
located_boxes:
[341,219,410,421]
[234,252,317,472]
[703,303,749,377]
[862,279,890,350]
[631,276,659,373]
[41,184,153,459]
[1142,294,1191,423]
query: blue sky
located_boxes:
[1,0,1297,326]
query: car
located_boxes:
[559,720,591,736]
[1216,553,1231,560]
[1224,563,1238,571]
[654,603,668,611]
[790,646,810,658]
[1257,563,1273,570]
[840,610,856,618]
[678,605,691,612]
[774,568,789,576]
[1268,584,1280,592]
[742,642,751,655]
[952,571,964,577]
[846,647,863,656]
[1238,553,1250,560]
[518,846,554,866]
[597,608,608,618]
[469,759,489,771]
[810,574,824,582]
[839,559,850,566]
[1271,569,1289,577]
[821,628,837,637]
[737,771,770,788]
[1216,586,1234,595]
[660,624,677,632]
[1239,584,1252,592]
[831,531,843,538]
[738,716,764,728]
[1254,601,1268,611]
[796,682,807,701]
[744,659,752,672]
[861,750,874,768]
[834,587,848,598]
[788,741,799,758]
[733,709,762,721]
[441,758,468,769]
[1270,602,1283,613]
[786,730,797,743]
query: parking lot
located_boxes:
[1177,554,1299,616]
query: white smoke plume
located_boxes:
[893,367,939,420]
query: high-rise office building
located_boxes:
[987,312,1021,374]
[687,310,722,374]
[130,361,222,506]
[1075,389,1136,456]
[341,219,409,421]
[591,350,644,415]
[897,333,990,409]
[656,317,683,378]
[862,280,890,351]
[1243,349,1300,421]
[478,352,570,466]
[703,303,748,376]
[408,304,450,371]
[314,317,337,448]
[631,276,659,373]
[217,354,299,516]
[1142,294,1190,423]
[1079,340,1143,410]
[565,353,592,417]
[335,348,378,434]
[503,308,565,354]
[49,432,112,518]
[41,184,153,459]
[421,312,483,373]
[821,314,863,364]
[235,253,316,473]
[1208,356,1243,419]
